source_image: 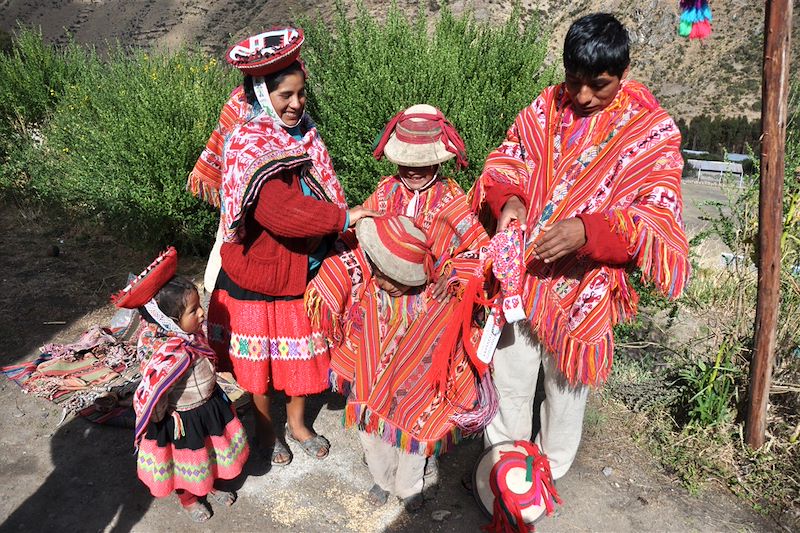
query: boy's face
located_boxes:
[564,67,629,117]
[372,266,412,297]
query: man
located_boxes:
[472,13,690,480]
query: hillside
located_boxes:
[1,0,798,121]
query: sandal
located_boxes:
[183,501,211,523]
[266,440,293,466]
[208,489,236,506]
[367,483,390,506]
[285,423,330,459]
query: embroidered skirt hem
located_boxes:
[136,390,249,498]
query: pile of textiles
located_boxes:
[2,309,251,427]
[2,309,142,427]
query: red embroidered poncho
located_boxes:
[471,80,690,386]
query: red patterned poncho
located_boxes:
[471,80,690,386]
[305,178,491,455]
[186,86,253,207]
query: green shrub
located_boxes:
[0,32,239,250]
[301,1,555,203]
[1,6,554,250]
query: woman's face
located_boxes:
[397,165,439,191]
[268,72,306,126]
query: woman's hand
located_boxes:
[533,218,586,263]
[347,205,379,227]
[498,196,527,232]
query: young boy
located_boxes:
[306,216,488,511]
[471,12,689,481]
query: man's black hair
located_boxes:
[563,13,630,79]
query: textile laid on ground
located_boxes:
[134,322,249,497]
[1,320,141,423]
[471,79,690,386]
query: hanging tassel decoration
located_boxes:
[678,0,712,40]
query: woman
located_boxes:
[308,104,492,510]
[203,28,374,466]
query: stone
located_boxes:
[431,510,451,522]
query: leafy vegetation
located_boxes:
[0,5,553,250]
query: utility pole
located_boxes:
[745,0,793,449]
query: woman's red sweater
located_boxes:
[220,170,347,296]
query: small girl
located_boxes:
[112,247,249,522]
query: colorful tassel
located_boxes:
[678,0,712,40]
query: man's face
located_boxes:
[564,68,628,117]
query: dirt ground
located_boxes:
[0,182,783,532]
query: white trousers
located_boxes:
[358,432,427,499]
[484,323,589,480]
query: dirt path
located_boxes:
[0,189,779,532]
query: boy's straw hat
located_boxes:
[373,104,468,169]
[356,216,433,287]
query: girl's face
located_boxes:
[268,72,306,126]
[178,289,205,334]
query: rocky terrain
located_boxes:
[2,0,798,122]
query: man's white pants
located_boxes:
[358,432,427,499]
[484,323,589,480]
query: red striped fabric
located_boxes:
[470,80,690,386]
[306,177,490,455]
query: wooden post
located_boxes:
[745,0,793,449]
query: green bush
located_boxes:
[0,31,238,250]
[301,1,555,203]
[1,5,554,250]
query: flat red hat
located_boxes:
[111,247,178,309]
[225,28,304,77]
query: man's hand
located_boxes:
[533,218,586,263]
[498,196,527,232]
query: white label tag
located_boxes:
[477,308,504,364]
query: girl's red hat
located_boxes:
[225,28,304,77]
[111,247,178,309]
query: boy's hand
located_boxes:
[533,218,586,263]
[498,196,527,232]
[430,275,452,303]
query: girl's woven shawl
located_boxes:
[132,323,216,446]
[220,111,347,243]
[471,80,690,386]
[306,233,482,456]
[187,86,253,207]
